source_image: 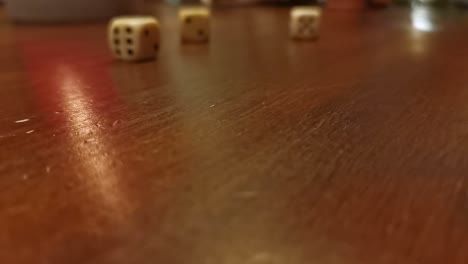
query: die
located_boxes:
[179,7,210,43]
[108,16,160,61]
[290,7,321,40]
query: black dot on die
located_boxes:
[154,44,159,51]
[114,39,120,45]
[114,28,120,34]
[126,38,133,45]
[115,49,121,56]
[185,17,192,24]
[127,49,134,56]
[126,27,132,34]
[144,30,150,36]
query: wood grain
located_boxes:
[1,4,468,264]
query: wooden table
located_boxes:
[1,4,468,264]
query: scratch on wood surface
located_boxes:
[15,119,29,123]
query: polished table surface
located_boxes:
[1,4,468,264]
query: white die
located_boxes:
[108,16,160,61]
[179,7,210,43]
[290,7,321,40]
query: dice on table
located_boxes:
[290,7,321,41]
[108,16,160,61]
[179,7,211,43]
